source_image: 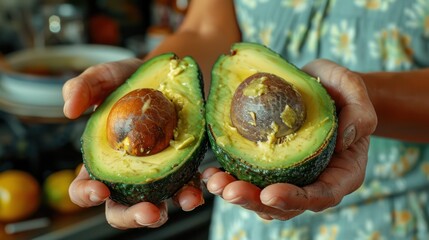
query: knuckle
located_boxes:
[256,212,273,220]
[369,111,378,133]
[309,188,342,212]
[275,213,299,221]
[84,63,106,74]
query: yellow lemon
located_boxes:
[0,170,41,222]
[43,169,82,214]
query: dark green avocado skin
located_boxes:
[83,135,207,205]
[81,53,207,206]
[206,42,338,188]
[207,125,336,188]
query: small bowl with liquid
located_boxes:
[0,44,134,120]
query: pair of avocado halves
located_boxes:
[81,42,337,206]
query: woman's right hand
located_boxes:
[63,59,205,229]
[63,58,144,119]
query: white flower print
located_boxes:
[373,145,401,178]
[219,200,235,214]
[355,220,386,240]
[393,147,420,176]
[239,207,251,220]
[405,0,429,37]
[259,22,275,47]
[354,0,396,11]
[307,11,324,53]
[369,25,412,70]
[356,180,391,199]
[407,192,428,236]
[286,24,307,57]
[419,191,428,205]
[241,0,258,8]
[274,227,310,240]
[315,225,340,240]
[227,220,249,240]
[330,20,357,65]
[211,212,225,240]
[396,179,407,192]
[341,205,359,223]
[241,0,269,9]
[237,8,257,41]
[281,0,309,12]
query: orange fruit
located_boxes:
[43,169,82,214]
[0,170,41,222]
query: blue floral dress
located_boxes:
[209,0,429,239]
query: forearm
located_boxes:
[142,0,241,96]
[144,31,237,96]
[360,68,429,142]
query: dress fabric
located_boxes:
[209,0,429,239]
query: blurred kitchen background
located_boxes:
[0,0,215,239]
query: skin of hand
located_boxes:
[63,0,239,229]
[64,59,206,228]
[202,59,378,221]
[62,0,428,229]
[63,59,377,226]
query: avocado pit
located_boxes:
[106,88,177,156]
[230,72,306,142]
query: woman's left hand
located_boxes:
[202,59,377,220]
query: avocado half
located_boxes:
[81,53,207,205]
[206,42,337,188]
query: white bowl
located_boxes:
[0,44,135,119]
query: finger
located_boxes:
[172,185,205,211]
[205,171,237,195]
[260,182,302,210]
[261,137,369,212]
[201,167,223,181]
[256,210,306,221]
[302,59,377,152]
[221,180,261,206]
[68,166,110,207]
[222,181,305,221]
[105,200,168,229]
[261,181,341,217]
[62,58,143,119]
[256,212,273,221]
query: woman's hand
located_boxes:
[70,166,204,228]
[63,58,143,119]
[202,59,378,220]
[63,59,205,229]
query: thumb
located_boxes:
[302,59,377,152]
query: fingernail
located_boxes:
[89,192,103,203]
[264,197,286,210]
[207,182,223,195]
[63,100,70,116]
[180,195,205,212]
[155,207,169,225]
[179,198,192,211]
[343,125,356,151]
[135,216,155,227]
[228,197,248,206]
[136,212,168,227]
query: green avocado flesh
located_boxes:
[81,53,207,205]
[206,42,337,188]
